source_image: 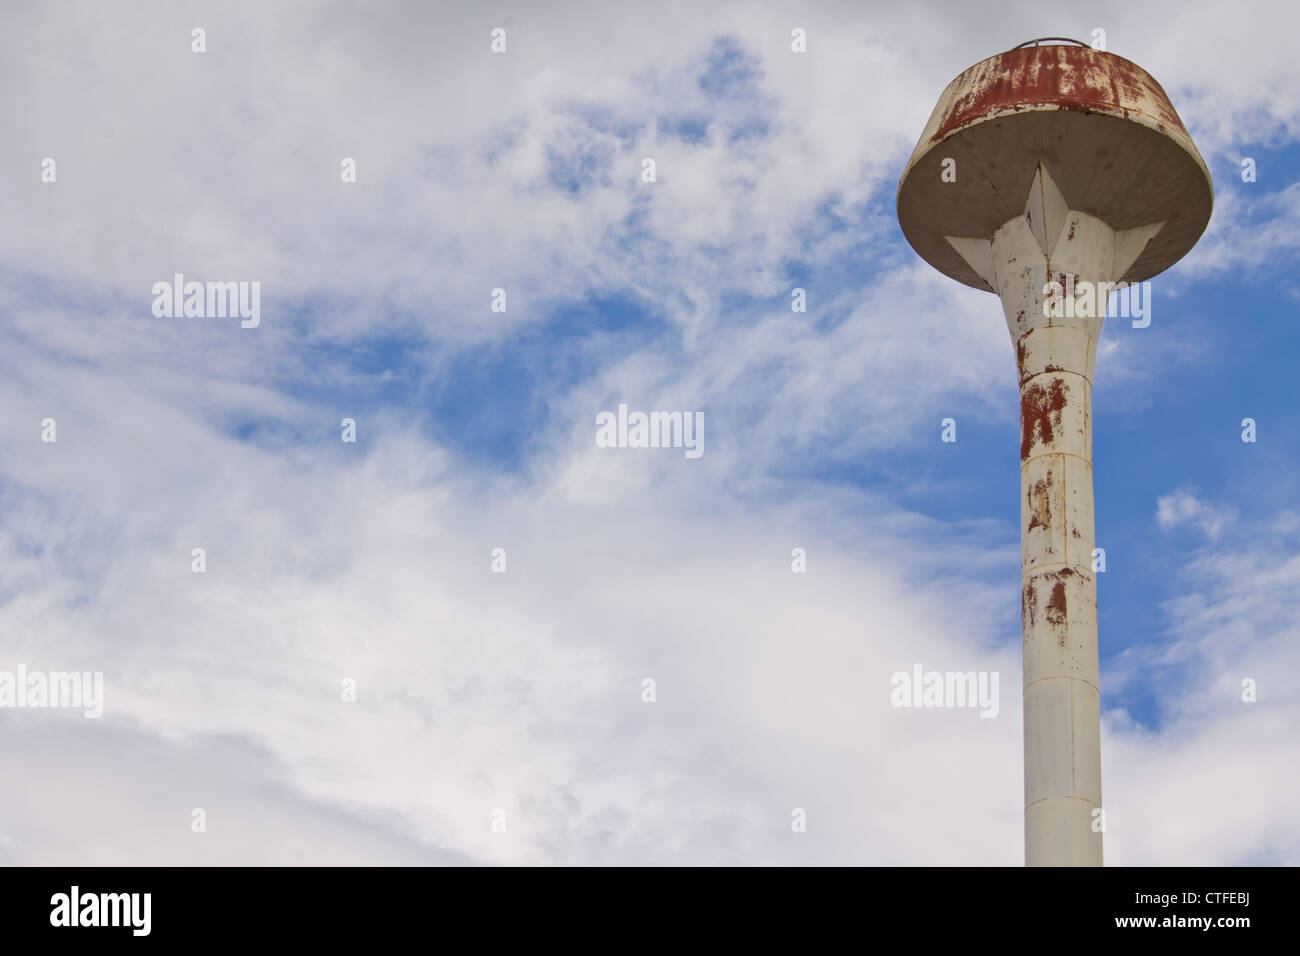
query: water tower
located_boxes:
[896,39,1213,866]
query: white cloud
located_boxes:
[1105,504,1300,864]
[1156,489,1235,540]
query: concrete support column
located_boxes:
[992,169,1112,867]
[1003,296,1104,867]
[948,165,1163,866]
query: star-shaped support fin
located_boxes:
[1026,163,1070,259]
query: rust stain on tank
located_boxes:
[927,45,1188,146]
[1020,378,1069,461]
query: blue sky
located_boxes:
[0,0,1297,865]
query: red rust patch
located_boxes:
[1022,581,1038,630]
[1026,471,1053,532]
[1020,378,1069,461]
[1046,580,1068,640]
